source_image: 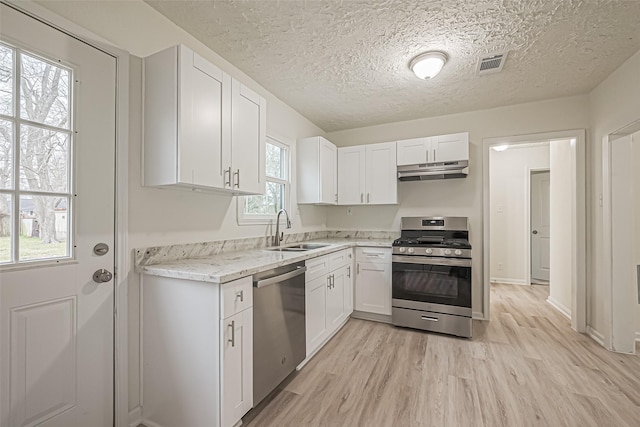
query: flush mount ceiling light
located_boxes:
[410,51,448,79]
[492,144,509,152]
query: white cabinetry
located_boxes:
[355,247,392,315]
[305,249,353,358]
[220,279,253,427]
[141,274,253,427]
[338,141,397,205]
[297,136,338,204]
[396,132,468,166]
[230,80,266,194]
[144,44,265,194]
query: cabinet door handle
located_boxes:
[347,266,351,278]
[357,263,360,275]
[236,290,244,302]
[228,320,236,347]
[327,276,331,289]
[367,193,370,203]
[335,193,338,203]
[233,169,240,188]
[426,149,429,163]
[360,193,363,203]
[332,274,335,287]
[433,149,436,162]
[224,167,232,187]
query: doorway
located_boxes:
[483,130,587,332]
[603,122,640,353]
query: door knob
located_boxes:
[93,269,113,283]
[532,230,538,234]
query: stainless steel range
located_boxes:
[392,216,472,338]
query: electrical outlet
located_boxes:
[346,207,353,216]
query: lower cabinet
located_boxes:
[355,247,392,315]
[141,274,253,427]
[221,305,253,427]
[305,249,354,358]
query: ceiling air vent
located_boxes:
[476,52,508,76]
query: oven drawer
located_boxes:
[392,306,472,338]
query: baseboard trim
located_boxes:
[546,296,571,320]
[472,311,485,321]
[587,326,605,347]
[350,310,393,324]
[490,277,529,286]
[129,406,142,427]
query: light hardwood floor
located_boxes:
[242,284,640,427]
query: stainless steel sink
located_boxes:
[265,243,330,252]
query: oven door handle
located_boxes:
[392,255,472,268]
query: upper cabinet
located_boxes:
[396,132,468,166]
[338,141,397,205]
[230,80,266,195]
[143,44,265,195]
[297,136,338,205]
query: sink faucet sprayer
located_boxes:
[273,209,292,246]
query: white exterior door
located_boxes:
[1,5,116,426]
[531,171,551,282]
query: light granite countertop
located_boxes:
[137,238,394,284]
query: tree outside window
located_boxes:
[239,137,290,223]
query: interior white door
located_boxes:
[531,171,551,282]
[1,4,116,426]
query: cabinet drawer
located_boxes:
[355,247,391,263]
[328,249,350,272]
[306,255,330,282]
[221,276,253,319]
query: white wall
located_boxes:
[589,49,640,337]
[34,0,328,412]
[489,144,550,285]
[326,96,590,316]
[549,140,574,314]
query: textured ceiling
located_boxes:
[145,0,640,132]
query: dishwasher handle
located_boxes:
[254,266,307,288]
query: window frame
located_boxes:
[237,135,291,225]
[0,41,76,267]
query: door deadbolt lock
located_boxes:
[93,243,109,256]
[93,269,113,283]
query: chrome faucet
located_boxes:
[272,209,292,246]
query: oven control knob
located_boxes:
[425,248,433,255]
[444,249,452,255]
[399,247,406,253]
[454,249,462,256]
[408,248,415,254]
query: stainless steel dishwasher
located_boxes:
[253,261,307,405]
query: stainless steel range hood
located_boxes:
[397,160,469,181]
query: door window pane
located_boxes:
[0,44,13,117]
[0,193,12,263]
[19,124,69,193]
[19,195,68,261]
[0,119,13,189]
[20,53,70,129]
